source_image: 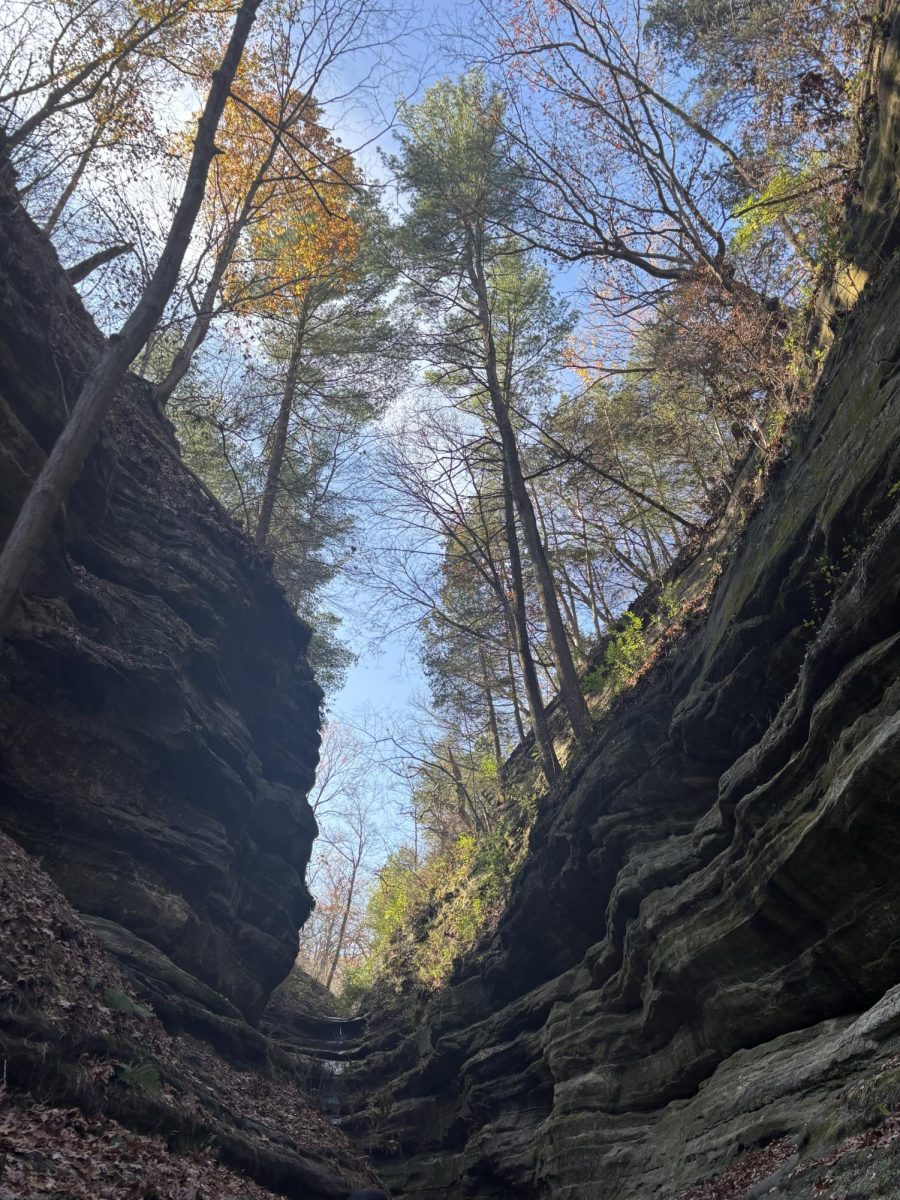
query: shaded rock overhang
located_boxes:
[0,149,323,1023]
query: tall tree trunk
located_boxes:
[156,193,255,405]
[540,499,585,659]
[324,853,360,991]
[501,470,560,783]
[506,645,527,743]
[0,0,263,640]
[455,494,537,764]
[42,124,101,236]
[576,497,603,639]
[557,567,585,659]
[447,745,481,832]
[155,260,231,406]
[155,99,292,407]
[468,249,592,743]
[254,301,309,548]
[479,645,506,800]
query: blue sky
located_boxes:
[323,0,475,730]
[331,625,424,722]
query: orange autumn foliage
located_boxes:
[190,46,362,315]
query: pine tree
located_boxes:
[390,74,593,777]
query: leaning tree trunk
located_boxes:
[505,645,528,743]
[254,301,309,548]
[0,0,264,639]
[155,161,274,406]
[42,123,101,237]
[479,645,506,799]
[502,471,560,784]
[469,251,593,744]
[324,852,360,992]
[154,256,234,407]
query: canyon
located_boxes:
[1,6,900,1198]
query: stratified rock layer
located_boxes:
[345,13,900,1198]
[0,156,322,1023]
[0,828,376,1198]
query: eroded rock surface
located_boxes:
[0,829,375,1198]
[343,13,900,1198]
[0,153,322,1024]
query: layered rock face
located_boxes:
[345,16,900,1199]
[0,157,322,1023]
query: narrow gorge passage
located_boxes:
[2,0,900,1198]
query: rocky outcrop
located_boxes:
[343,12,900,1198]
[263,962,366,1054]
[0,828,376,1198]
[0,152,322,1023]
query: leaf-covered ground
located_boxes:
[675,1139,797,1200]
[0,830,375,1197]
[0,1102,276,1200]
[675,1118,900,1199]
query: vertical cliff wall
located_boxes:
[0,154,322,1023]
[343,12,900,1198]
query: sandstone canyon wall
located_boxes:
[0,150,322,1026]
[342,12,900,1198]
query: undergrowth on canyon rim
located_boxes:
[343,786,538,997]
[582,610,649,696]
